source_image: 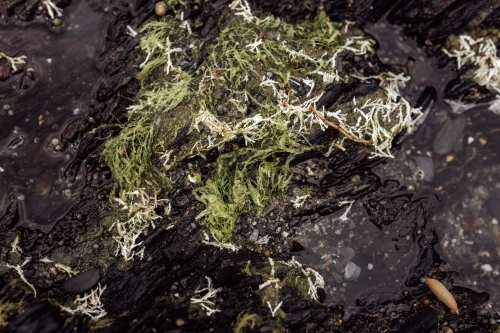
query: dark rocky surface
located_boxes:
[1,0,500,332]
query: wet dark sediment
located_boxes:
[1,0,500,332]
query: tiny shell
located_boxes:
[426,277,459,314]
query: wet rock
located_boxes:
[331,271,344,284]
[344,261,361,281]
[7,300,63,333]
[488,192,500,221]
[62,268,100,294]
[260,326,274,332]
[395,307,437,333]
[23,269,36,278]
[413,156,434,182]
[433,116,466,155]
[282,307,329,329]
[340,246,355,266]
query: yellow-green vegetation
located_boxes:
[238,257,325,331]
[233,312,259,333]
[103,0,420,256]
[0,301,24,327]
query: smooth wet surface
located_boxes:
[295,18,500,317]
[0,0,105,231]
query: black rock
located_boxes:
[433,116,466,155]
[62,268,101,294]
[395,307,437,333]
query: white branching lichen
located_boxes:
[60,283,107,320]
[255,234,270,245]
[267,301,283,317]
[201,231,241,252]
[279,257,325,301]
[258,278,280,290]
[11,236,22,254]
[290,194,310,208]
[5,257,37,297]
[443,35,500,94]
[55,263,79,276]
[42,0,63,19]
[126,25,138,38]
[488,95,500,114]
[0,52,27,72]
[338,199,355,221]
[110,188,165,261]
[190,277,222,316]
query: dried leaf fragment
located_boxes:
[426,277,459,314]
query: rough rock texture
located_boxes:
[1,0,500,332]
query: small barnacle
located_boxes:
[426,277,459,314]
[154,1,167,16]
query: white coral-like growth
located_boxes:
[0,52,27,72]
[443,35,500,94]
[42,0,64,19]
[60,283,107,320]
[110,188,166,261]
[190,276,222,316]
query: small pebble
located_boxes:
[433,116,466,155]
[344,261,361,281]
[341,247,355,266]
[445,155,454,163]
[62,268,100,294]
[260,326,274,333]
[413,156,434,182]
[176,319,185,326]
[331,271,343,283]
[481,264,493,273]
[249,228,259,242]
[367,263,373,270]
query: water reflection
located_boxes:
[0,0,105,231]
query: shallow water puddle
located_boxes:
[0,0,105,231]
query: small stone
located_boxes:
[413,156,434,182]
[344,262,361,281]
[154,1,167,16]
[62,268,100,294]
[331,271,343,283]
[433,116,466,155]
[479,137,487,145]
[341,247,355,266]
[445,155,454,163]
[481,264,493,273]
[367,263,373,270]
[260,326,274,332]
[51,17,65,28]
[176,319,185,326]
[249,228,259,242]
[488,197,500,222]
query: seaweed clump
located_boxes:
[103,0,420,257]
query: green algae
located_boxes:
[103,0,414,250]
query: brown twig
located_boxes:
[309,105,373,145]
